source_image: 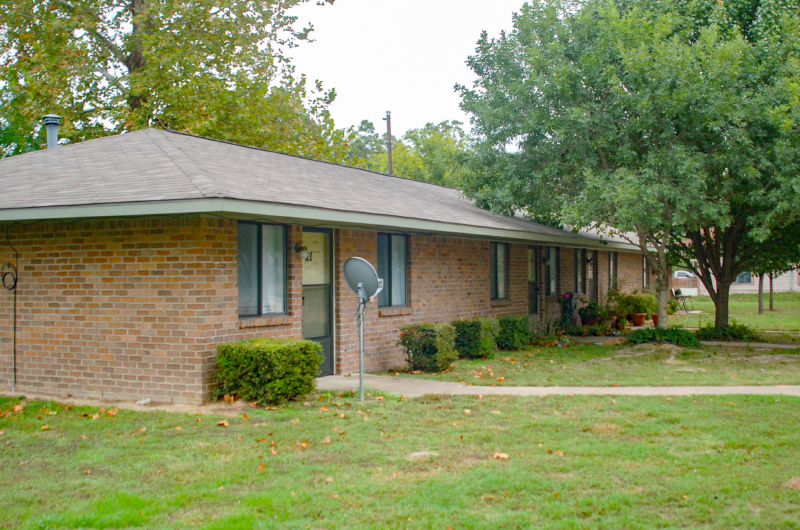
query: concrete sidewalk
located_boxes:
[316,374,800,398]
[570,335,800,350]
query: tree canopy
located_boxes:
[345,120,472,187]
[459,0,800,328]
[0,0,351,162]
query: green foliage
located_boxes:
[607,291,658,317]
[0,0,351,161]
[628,326,701,347]
[459,0,800,330]
[667,298,679,315]
[213,338,323,405]
[345,120,472,187]
[578,300,608,322]
[558,292,579,330]
[496,315,532,350]
[695,320,760,342]
[452,318,500,359]
[397,323,458,372]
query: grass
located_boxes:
[669,292,800,332]
[2,394,800,529]
[393,343,800,388]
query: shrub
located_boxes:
[398,323,458,372]
[497,315,532,350]
[695,320,759,342]
[667,298,679,315]
[452,318,500,359]
[627,326,700,347]
[213,338,323,405]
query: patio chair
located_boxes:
[671,288,693,312]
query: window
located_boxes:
[545,246,559,296]
[238,222,287,317]
[735,272,752,284]
[574,249,586,293]
[608,251,618,289]
[377,234,407,307]
[490,242,509,300]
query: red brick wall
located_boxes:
[0,217,305,404]
[334,230,527,374]
[0,216,645,403]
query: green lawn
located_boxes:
[393,343,800,387]
[2,394,800,529]
[669,292,800,332]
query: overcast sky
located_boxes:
[289,0,525,137]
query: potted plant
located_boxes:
[578,300,607,326]
[616,317,627,330]
[629,295,649,327]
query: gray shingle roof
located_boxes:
[0,128,618,247]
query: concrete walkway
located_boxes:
[316,374,800,398]
[570,336,800,350]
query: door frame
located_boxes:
[302,227,335,375]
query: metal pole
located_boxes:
[357,283,365,403]
[384,111,393,176]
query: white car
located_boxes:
[673,270,696,279]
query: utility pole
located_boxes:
[383,110,393,175]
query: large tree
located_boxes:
[346,120,471,187]
[459,0,800,328]
[0,0,351,161]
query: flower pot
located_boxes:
[652,314,659,326]
[632,313,647,327]
[609,316,618,328]
[616,319,626,330]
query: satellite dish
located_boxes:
[343,257,383,300]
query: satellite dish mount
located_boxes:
[343,257,384,402]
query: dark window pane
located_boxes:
[377,234,390,307]
[238,223,259,316]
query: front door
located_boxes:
[527,246,539,316]
[302,228,334,375]
[587,250,598,303]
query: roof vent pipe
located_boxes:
[42,114,61,149]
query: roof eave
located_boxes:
[0,198,641,252]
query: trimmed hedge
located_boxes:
[452,318,500,359]
[398,323,458,373]
[213,338,323,405]
[496,315,532,350]
[627,326,700,347]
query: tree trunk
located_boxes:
[712,280,732,329]
[769,274,775,311]
[657,283,669,329]
[758,274,764,314]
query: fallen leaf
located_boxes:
[478,394,483,400]
[291,418,300,424]
[375,396,384,401]
[218,486,224,491]
[86,469,91,475]
[91,414,99,420]
[136,427,147,434]
[65,404,73,411]
[41,425,50,431]
[682,494,688,500]
[107,408,118,416]
[243,413,250,421]
[223,394,235,404]
[319,406,329,412]
[270,448,277,456]
[99,408,106,414]
[237,436,243,441]
[217,420,229,427]
[497,377,505,383]
[175,426,182,431]
[411,370,422,374]
[339,431,347,436]
[556,450,565,457]
[464,409,471,415]
[339,413,346,419]
[297,440,310,448]
[258,462,266,471]
[249,402,258,409]
[493,453,509,460]
[81,434,86,440]
[322,437,332,444]
[325,477,334,483]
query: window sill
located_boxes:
[490,299,512,307]
[378,306,413,317]
[238,315,291,329]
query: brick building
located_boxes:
[0,129,644,403]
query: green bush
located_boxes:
[496,315,532,350]
[213,338,323,405]
[667,298,679,315]
[695,320,759,342]
[627,326,700,347]
[398,323,458,372]
[452,318,500,359]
